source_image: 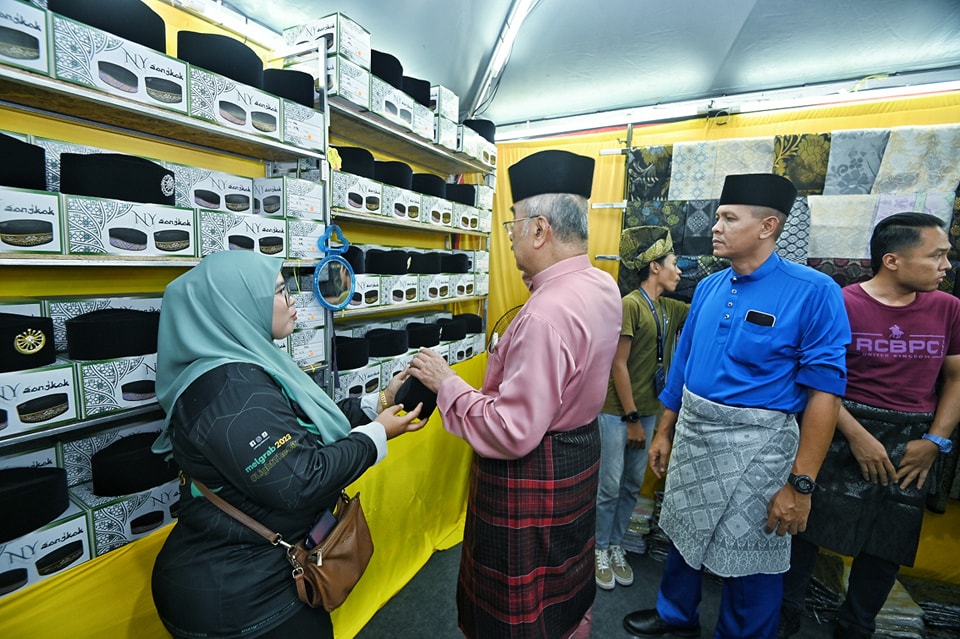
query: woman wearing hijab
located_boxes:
[151,251,423,639]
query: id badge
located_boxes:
[654,365,666,395]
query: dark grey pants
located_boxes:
[783,535,899,635]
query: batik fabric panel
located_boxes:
[823,129,890,195]
[774,133,831,195]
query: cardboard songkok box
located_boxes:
[50,14,187,115]
[430,84,459,122]
[163,163,253,215]
[284,219,326,259]
[70,477,178,556]
[0,0,49,75]
[282,12,371,70]
[198,210,286,257]
[0,359,80,437]
[0,186,64,255]
[253,176,326,221]
[0,500,90,599]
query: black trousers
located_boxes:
[782,535,899,635]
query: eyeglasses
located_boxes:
[502,215,539,236]
[275,283,295,307]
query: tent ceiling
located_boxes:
[230,0,960,131]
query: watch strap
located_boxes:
[922,433,953,454]
[788,473,816,494]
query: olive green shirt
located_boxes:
[602,290,689,416]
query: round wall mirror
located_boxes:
[312,225,356,311]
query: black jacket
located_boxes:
[152,362,377,639]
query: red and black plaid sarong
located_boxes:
[457,420,599,639]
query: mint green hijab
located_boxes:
[152,251,350,453]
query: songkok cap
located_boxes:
[344,245,366,274]
[263,68,315,108]
[401,75,431,107]
[335,336,369,371]
[394,376,436,421]
[0,313,56,373]
[508,150,594,204]
[440,252,470,274]
[0,568,28,596]
[177,31,263,88]
[336,147,376,180]
[365,328,409,358]
[462,119,496,144]
[59,153,176,206]
[408,251,442,274]
[65,308,160,360]
[91,432,178,496]
[619,226,674,272]
[0,467,69,543]
[365,248,409,275]
[374,161,413,190]
[370,49,403,90]
[129,509,165,535]
[121,379,156,401]
[16,393,70,424]
[48,0,166,54]
[445,183,476,206]
[719,173,797,216]
[437,318,467,342]
[405,322,441,348]
[35,539,85,576]
[411,173,446,198]
[0,133,46,191]
[453,313,483,334]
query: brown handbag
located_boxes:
[193,480,374,611]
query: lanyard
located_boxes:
[638,288,666,363]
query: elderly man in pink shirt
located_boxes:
[408,149,622,639]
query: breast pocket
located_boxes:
[728,320,779,369]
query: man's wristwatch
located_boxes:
[621,411,641,423]
[922,433,953,454]
[787,473,816,494]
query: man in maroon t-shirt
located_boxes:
[780,212,960,639]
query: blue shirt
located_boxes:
[660,253,850,414]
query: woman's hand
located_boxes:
[377,403,426,439]
[381,369,410,410]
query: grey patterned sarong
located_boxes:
[659,387,799,577]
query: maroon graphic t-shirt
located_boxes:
[843,283,960,412]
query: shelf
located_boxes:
[332,208,490,237]
[334,295,487,319]
[0,405,164,451]
[0,254,321,267]
[328,97,490,176]
[0,65,323,163]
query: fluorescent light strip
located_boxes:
[470,0,540,116]
[497,76,960,141]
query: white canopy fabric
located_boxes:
[230,0,960,130]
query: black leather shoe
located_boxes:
[623,609,701,638]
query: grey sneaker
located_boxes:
[595,548,615,590]
[609,545,634,586]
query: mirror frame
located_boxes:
[311,225,357,311]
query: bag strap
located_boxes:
[192,478,286,547]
